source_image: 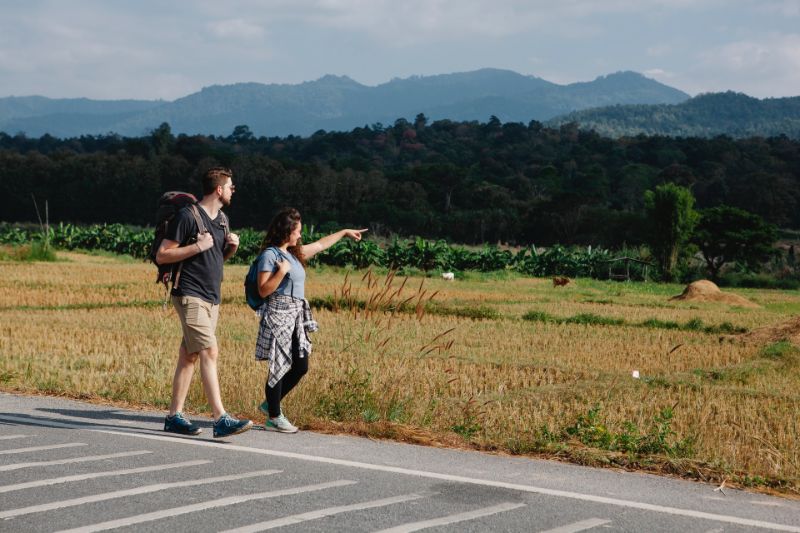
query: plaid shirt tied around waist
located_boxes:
[255,293,319,388]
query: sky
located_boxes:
[1,0,798,101]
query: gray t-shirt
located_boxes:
[256,247,306,300]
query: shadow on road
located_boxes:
[38,407,164,425]
[0,411,207,441]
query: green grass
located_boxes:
[522,310,747,334]
[761,341,800,361]
[69,248,139,262]
[564,313,625,326]
[0,300,163,312]
[308,296,502,320]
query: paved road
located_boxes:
[1,392,799,532]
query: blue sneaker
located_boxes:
[213,413,253,439]
[164,413,201,436]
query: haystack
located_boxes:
[670,280,759,308]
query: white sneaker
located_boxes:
[266,414,298,433]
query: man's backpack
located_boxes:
[148,192,206,302]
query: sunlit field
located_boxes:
[1,251,799,494]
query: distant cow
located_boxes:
[552,276,571,287]
[442,272,455,281]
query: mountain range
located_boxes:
[547,91,800,139]
[0,69,690,138]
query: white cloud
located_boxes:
[755,0,800,17]
[643,68,668,77]
[208,19,265,40]
[702,33,800,73]
[646,44,672,57]
[0,50,34,73]
[688,33,800,96]
[290,0,722,44]
[0,0,797,99]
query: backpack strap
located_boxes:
[268,247,295,296]
[218,210,230,238]
[188,204,206,235]
[173,203,206,291]
[218,210,231,261]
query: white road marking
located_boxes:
[221,491,433,532]
[0,469,280,518]
[374,501,526,532]
[0,450,152,472]
[539,517,612,533]
[0,435,32,440]
[55,480,358,533]
[0,442,86,455]
[0,459,211,493]
[1,414,799,532]
[751,501,784,507]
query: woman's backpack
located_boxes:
[244,247,292,311]
[244,256,265,311]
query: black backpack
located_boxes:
[148,192,208,301]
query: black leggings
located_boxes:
[265,331,308,418]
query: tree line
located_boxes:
[1,117,798,250]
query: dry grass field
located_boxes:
[1,251,799,494]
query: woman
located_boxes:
[254,207,367,433]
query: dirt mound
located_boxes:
[741,316,800,345]
[670,280,759,308]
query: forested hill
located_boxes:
[2,117,798,247]
[548,92,800,139]
[0,69,688,138]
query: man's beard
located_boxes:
[221,196,231,208]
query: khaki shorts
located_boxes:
[172,295,219,354]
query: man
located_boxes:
[156,166,253,438]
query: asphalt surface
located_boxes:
[1,392,799,532]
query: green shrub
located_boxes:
[522,310,557,323]
[0,222,787,286]
[563,405,693,457]
[719,273,800,290]
[683,318,705,331]
[313,367,378,422]
[564,313,625,326]
[0,242,57,262]
[640,318,682,330]
[429,304,500,320]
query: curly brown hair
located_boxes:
[259,207,306,266]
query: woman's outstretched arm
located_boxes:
[301,228,368,260]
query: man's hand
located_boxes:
[226,232,240,249]
[196,232,214,252]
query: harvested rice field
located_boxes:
[1,251,799,494]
